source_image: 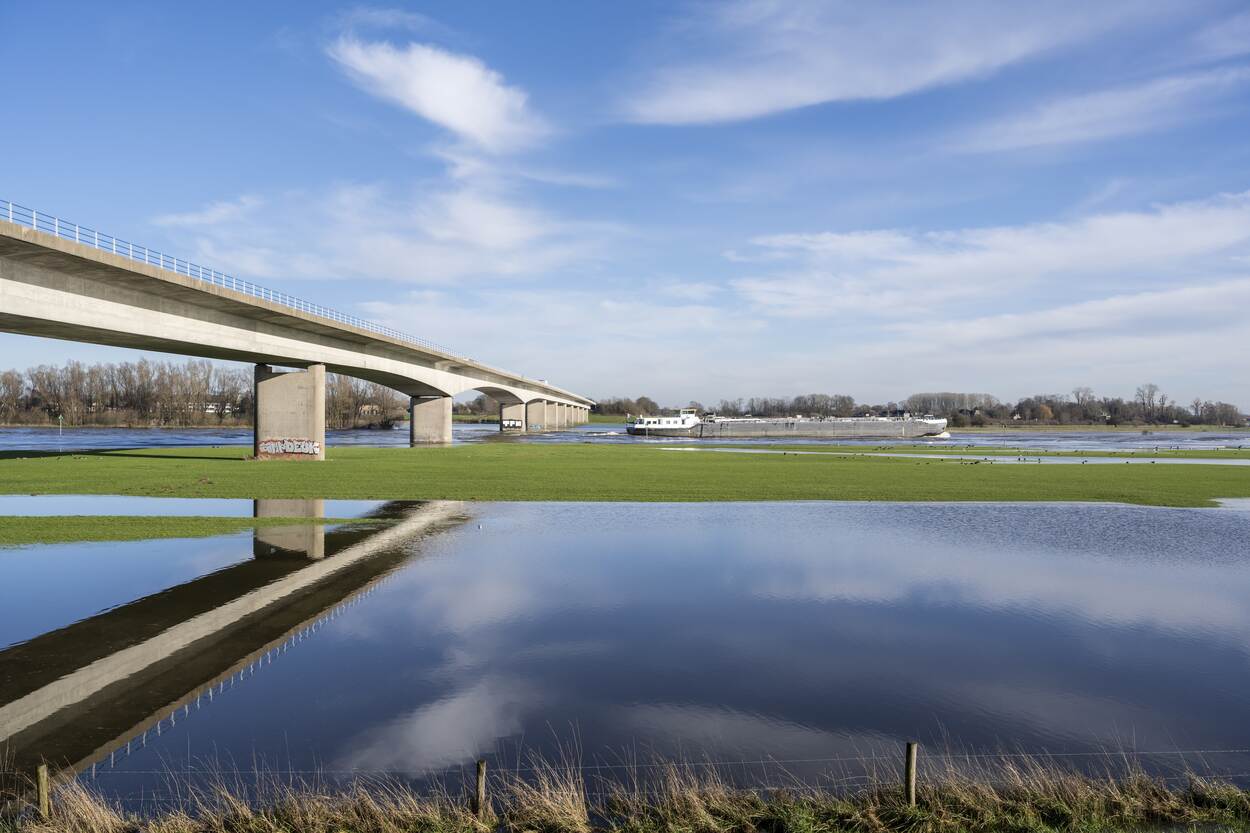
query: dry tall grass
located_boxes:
[4,755,1249,833]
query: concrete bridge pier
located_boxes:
[500,402,526,432]
[254,364,326,460]
[410,395,452,445]
[253,499,326,559]
[526,400,546,431]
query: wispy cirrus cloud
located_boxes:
[151,195,263,227]
[621,0,1174,125]
[955,66,1250,152]
[328,36,548,152]
[1190,9,1250,62]
[334,6,441,35]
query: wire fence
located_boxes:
[55,747,1250,777]
[6,744,1250,820]
[0,198,456,357]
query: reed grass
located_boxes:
[4,754,1249,833]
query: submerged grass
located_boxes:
[4,757,1250,833]
[0,516,377,548]
[0,445,1248,508]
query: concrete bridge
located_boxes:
[0,200,594,458]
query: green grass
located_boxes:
[0,515,372,548]
[0,444,1247,508]
[706,443,1250,459]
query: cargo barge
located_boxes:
[627,409,948,439]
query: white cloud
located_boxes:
[151,195,263,227]
[357,286,768,399]
[335,6,440,34]
[957,66,1250,152]
[889,279,1250,346]
[1190,9,1250,61]
[657,281,722,301]
[703,191,1250,403]
[430,145,618,189]
[732,191,1250,317]
[622,0,1168,124]
[150,181,616,285]
[328,36,548,152]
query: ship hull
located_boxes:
[627,418,948,439]
[625,424,699,437]
[693,418,947,439]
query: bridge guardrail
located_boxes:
[1,198,458,359]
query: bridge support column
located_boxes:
[526,400,546,431]
[254,364,325,460]
[500,402,526,432]
[410,395,452,445]
[253,499,325,559]
[545,401,559,431]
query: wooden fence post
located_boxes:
[474,758,487,819]
[36,763,50,819]
[904,742,918,807]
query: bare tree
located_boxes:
[1135,383,1160,417]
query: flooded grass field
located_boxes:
[3,498,1250,804]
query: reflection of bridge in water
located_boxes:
[0,500,467,782]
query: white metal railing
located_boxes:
[0,198,458,358]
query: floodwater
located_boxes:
[1,423,1247,453]
[3,498,1250,801]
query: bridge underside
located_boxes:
[0,221,594,457]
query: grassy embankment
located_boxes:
[951,423,1249,432]
[712,444,1250,459]
[0,515,374,548]
[1,445,1248,505]
[1,445,1246,506]
[6,759,1250,833]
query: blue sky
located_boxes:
[3,1,1249,406]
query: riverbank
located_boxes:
[951,423,1249,432]
[1,445,1247,508]
[720,443,1250,458]
[6,759,1249,833]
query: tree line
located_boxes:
[600,385,1245,427]
[0,359,408,429]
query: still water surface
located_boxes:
[2,499,1249,797]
